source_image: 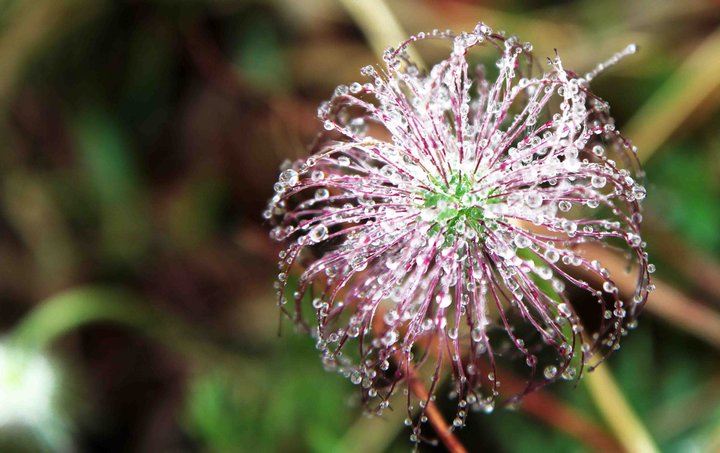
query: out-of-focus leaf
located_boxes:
[164,175,227,249]
[184,331,355,453]
[230,13,289,92]
[485,409,590,453]
[119,21,177,140]
[71,108,150,263]
[646,148,720,253]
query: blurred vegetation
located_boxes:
[0,0,718,452]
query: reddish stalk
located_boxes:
[372,308,469,452]
[370,287,621,452]
[407,368,469,453]
[400,342,619,452]
[376,313,617,452]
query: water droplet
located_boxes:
[279,169,298,187]
[602,281,616,293]
[380,165,398,180]
[631,185,646,200]
[536,266,553,280]
[438,294,452,309]
[557,303,571,316]
[544,249,560,263]
[360,65,375,77]
[382,330,399,346]
[350,370,362,384]
[591,175,606,188]
[561,367,576,380]
[544,365,557,379]
[562,220,577,235]
[564,157,581,172]
[525,192,543,208]
[514,234,531,249]
[627,233,642,247]
[309,224,329,243]
[315,188,330,200]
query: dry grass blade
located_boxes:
[644,217,720,302]
[579,244,720,350]
[497,370,623,452]
[642,280,720,350]
[585,365,659,453]
[625,26,720,163]
[337,0,425,68]
[394,0,581,45]
[393,0,653,74]
[0,0,105,104]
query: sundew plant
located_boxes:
[266,22,652,443]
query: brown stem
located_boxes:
[372,303,617,452]
[407,368,469,453]
[371,307,469,452]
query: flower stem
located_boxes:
[408,373,468,453]
[372,306,468,452]
[584,364,659,453]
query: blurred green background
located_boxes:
[0,0,719,451]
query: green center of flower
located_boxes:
[421,174,497,243]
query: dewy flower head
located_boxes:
[267,23,651,437]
